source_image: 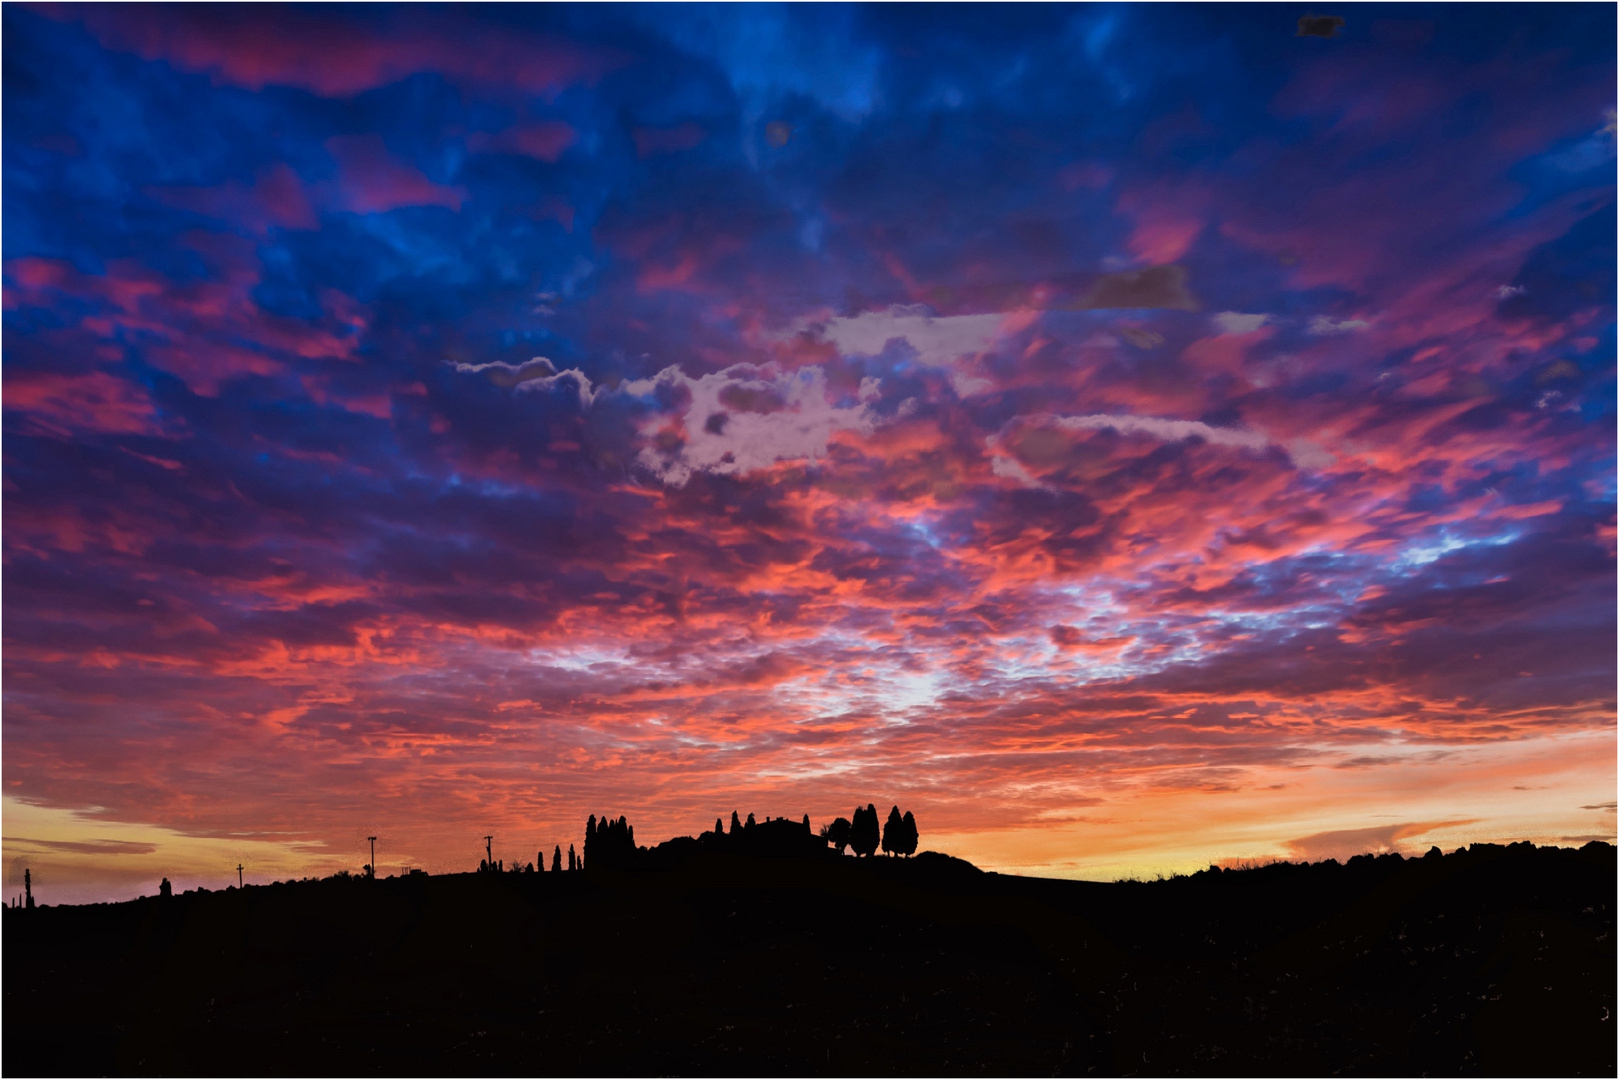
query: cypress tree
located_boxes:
[882,805,904,855]
[851,804,880,857]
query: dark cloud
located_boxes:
[1296,15,1346,40]
[1075,265,1199,311]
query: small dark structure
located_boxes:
[159,878,172,899]
[24,868,33,910]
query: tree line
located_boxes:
[476,802,921,873]
[820,804,919,857]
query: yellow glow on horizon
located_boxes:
[4,728,1613,905]
[930,729,1617,881]
[1,797,380,905]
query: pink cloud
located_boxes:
[467,121,577,163]
[4,253,368,396]
[4,371,163,436]
[325,136,465,214]
[55,6,623,99]
[147,163,317,232]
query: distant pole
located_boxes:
[237,863,244,889]
[24,868,33,910]
[367,836,377,879]
[484,835,493,870]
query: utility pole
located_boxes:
[483,835,493,870]
[367,836,377,879]
[24,868,33,910]
[237,863,244,889]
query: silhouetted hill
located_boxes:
[5,842,1612,1076]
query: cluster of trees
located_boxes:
[820,804,919,857]
[480,802,920,876]
[584,814,636,869]
[696,811,825,858]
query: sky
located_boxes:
[3,3,1614,905]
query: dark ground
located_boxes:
[4,842,1613,1076]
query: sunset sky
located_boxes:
[4,3,1614,905]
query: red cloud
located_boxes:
[466,122,578,163]
[324,136,465,214]
[54,6,623,98]
[4,370,162,436]
[147,163,317,232]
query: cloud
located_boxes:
[632,123,708,158]
[450,357,598,405]
[146,163,318,233]
[1296,15,1346,39]
[467,122,577,163]
[1075,265,1198,311]
[1213,311,1269,334]
[326,135,465,214]
[1307,315,1370,335]
[56,5,622,98]
[804,306,1007,367]
[452,358,882,484]
[1580,802,1617,811]
[630,365,881,486]
[4,836,160,856]
[1284,820,1471,861]
[1052,413,1273,454]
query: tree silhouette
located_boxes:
[586,814,637,868]
[568,843,577,871]
[552,845,562,872]
[882,805,905,855]
[821,817,853,855]
[899,810,919,856]
[731,810,742,834]
[714,817,724,837]
[851,804,880,857]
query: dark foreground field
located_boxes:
[5,842,1613,1076]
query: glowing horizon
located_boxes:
[4,4,1615,906]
